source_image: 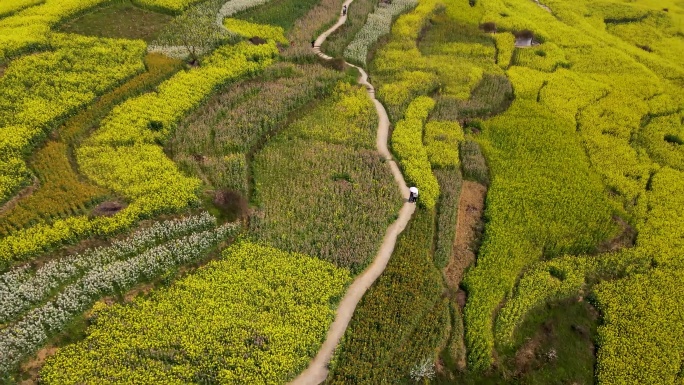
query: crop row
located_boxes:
[0,142,106,236]
[170,62,344,195]
[390,96,440,209]
[223,18,288,44]
[0,33,146,205]
[250,82,400,271]
[0,54,183,236]
[492,239,663,351]
[40,241,350,383]
[0,42,277,267]
[0,213,217,324]
[416,3,495,60]
[329,209,447,382]
[0,0,112,61]
[372,0,494,121]
[0,0,43,18]
[638,112,684,172]
[132,0,204,14]
[172,62,343,155]
[431,74,513,122]
[323,0,377,57]
[595,267,684,385]
[433,169,462,270]
[512,42,568,72]
[494,256,591,347]
[459,0,684,375]
[493,33,514,69]
[0,221,237,373]
[424,120,463,169]
[343,0,418,65]
[281,0,347,59]
[216,0,272,25]
[223,0,329,36]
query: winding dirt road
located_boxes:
[290,3,415,384]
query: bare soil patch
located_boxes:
[512,317,566,377]
[455,289,467,310]
[441,181,487,372]
[123,282,156,303]
[91,200,126,217]
[250,36,267,45]
[444,181,487,290]
[596,215,636,253]
[514,332,543,375]
[19,346,59,385]
[334,179,353,192]
[192,154,208,163]
[213,189,248,221]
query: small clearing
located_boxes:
[58,1,173,42]
[511,299,598,381]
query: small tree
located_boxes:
[156,3,228,65]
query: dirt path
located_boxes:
[0,176,39,217]
[532,0,552,13]
[444,181,487,291]
[290,2,415,384]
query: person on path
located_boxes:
[408,186,419,203]
[311,40,315,48]
[342,5,347,15]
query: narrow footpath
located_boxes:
[290,2,415,384]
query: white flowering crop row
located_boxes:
[216,0,271,27]
[0,222,239,373]
[343,0,418,65]
[0,213,216,324]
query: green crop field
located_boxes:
[0,0,682,383]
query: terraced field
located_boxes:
[0,0,682,383]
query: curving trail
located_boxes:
[290,2,415,384]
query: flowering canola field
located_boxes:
[40,241,350,383]
[0,0,683,383]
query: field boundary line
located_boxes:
[290,2,415,384]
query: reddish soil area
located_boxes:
[444,181,487,289]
